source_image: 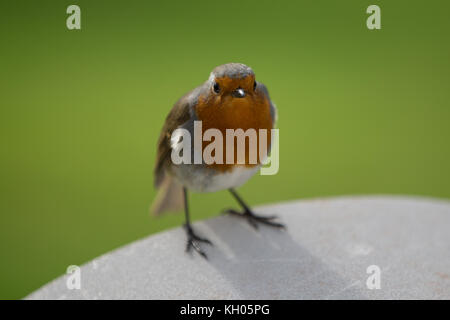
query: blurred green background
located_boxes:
[0,0,449,299]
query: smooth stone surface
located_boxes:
[27,196,450,300]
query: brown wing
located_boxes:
[153,93,193,188]
[257,82,277,125]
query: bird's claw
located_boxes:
[184,224,212,259]
[222,209,286,230]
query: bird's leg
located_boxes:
[223,188,285,229]
[183,187,212,259]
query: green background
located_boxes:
[1,0,449,299]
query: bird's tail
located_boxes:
[150,174,184,215]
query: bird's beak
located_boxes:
[232,88,246,98]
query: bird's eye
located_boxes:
[213,82,220,93]
[253,81,257,91]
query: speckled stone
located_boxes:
[27,196,450,300]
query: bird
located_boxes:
[151,63,284,258]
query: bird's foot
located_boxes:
[222,208,286,230]
[184,224,213,259]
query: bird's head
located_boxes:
[207,63,257,101]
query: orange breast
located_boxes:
[195,90,273,172]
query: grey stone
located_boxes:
[26,196,450,300]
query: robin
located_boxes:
[151,63,284,258]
